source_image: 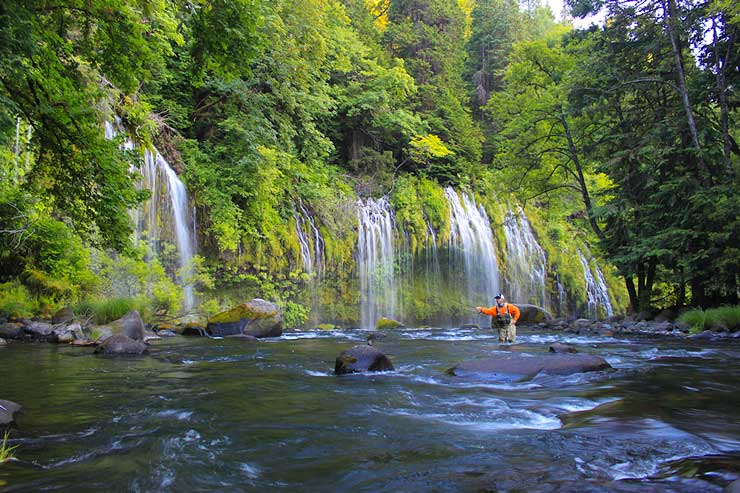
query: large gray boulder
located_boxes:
[725,479,740,493]
[335,345,394,375]
[0,323,24,340]
[92,310,144,341]
[94,334,147,355]
[0,399,22,425]
[516,304,553,324]
[447,352,610,378]
[207,299,283,338]
[24,321,55,339]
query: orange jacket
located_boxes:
[479,303,520,322]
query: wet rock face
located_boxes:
[207,299,283,338]
[447,352,610,378]
[335,345,394,375]
[0,399,22,425]
[94,334,147,355]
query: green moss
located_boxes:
[376,317,403,329]
[209,302,277,324]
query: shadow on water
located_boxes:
[0,328,738,492]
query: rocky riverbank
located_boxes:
[534,313,740,340]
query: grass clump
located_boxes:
[678,305,740,333]
[0,430,19,464]
[74,297,151,324]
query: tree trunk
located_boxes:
[663,0,710,180]
[625,276,638,313]
[712,19,733,170]
[560,115,605,241]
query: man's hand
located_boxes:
[475,307,482,313]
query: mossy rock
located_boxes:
[516,304,553,324]
[335,345,394,375]
[92,310,144,341]
[207,299,283,338]
[316,323,339,331]
[376,317,404,330]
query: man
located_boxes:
[476,293,521,343]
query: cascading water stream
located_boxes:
[578,250,613,319]
[445,187,500,309]
[357,197,398,329]
[294,200,325,278]
[503,207,547,307]
[105,120,196,313]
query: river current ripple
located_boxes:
[1,327,739,492]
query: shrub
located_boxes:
[705,306,740,332]
[0,281,36,318]
[679,305,740,333]
[678,309,706,333]
[74,297,151,324]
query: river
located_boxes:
[1,327,739,491]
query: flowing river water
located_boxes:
[1,327,739,492]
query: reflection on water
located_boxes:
[0,328,738,492]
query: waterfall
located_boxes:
[578,250,613,319]
[502,207,547,307]
[357,197,398,329]
[445,187,500,309]
[294,200,325,278]
[105,120,196,313]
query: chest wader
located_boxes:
[491,305,516,343]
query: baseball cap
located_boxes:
[494,293,504,299]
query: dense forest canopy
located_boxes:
[0,0,738,322]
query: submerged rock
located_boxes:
[549,343,578,353]
[447,352,610,378]
[207,299,283,338]
[335,345,394,375]
[725,479,740,493]
[94,334,147,355]
[224,334,259,341]
[0,399,22,425]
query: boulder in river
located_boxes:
[51,307,75,325]
[24,321,55,339]
[0,323,24,340]
[549,343,578,353]
[376,317,404,330]
[94,334,147,355]
[0,399,22,425]
[516,304,553,324]
[207,299,283,338]
[92,310,145,341]
[447,352,610,379]
[725,479,740,493]
[335,345,394,375]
